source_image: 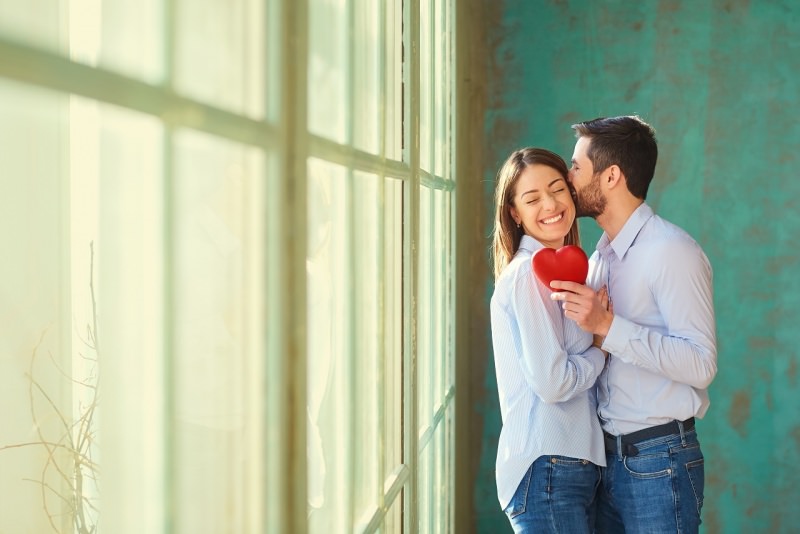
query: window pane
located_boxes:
[0,1,63,55]
[171,129,266,533]
[308,0,347,143]
[434,189,445,402]
[383,492,403,533]
[418,185,433,431]
[94,103,165,533]
[98,0,164,82]
[353,0,379,154]
[419,0,432,172]
[384,0,402,161]
[434,1,448,177]
[383,177,404,486]
[418,440,433,532]
[442,191,455,394]
[353,171,380,519]
[307,157,350,531]
[0,80,69,534]
[174,0,265,117]
[1,0,459,531]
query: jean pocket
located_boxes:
[504,463,535,519]
[623,451,672,479]
[685,457,705,514]
[549,456,591,467]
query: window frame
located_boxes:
[0,0,463,530]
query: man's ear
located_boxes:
[604,165,624,190]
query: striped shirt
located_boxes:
[588,203,717,435]
[490,235,606,509]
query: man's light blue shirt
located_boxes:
[491,235,606,509]
[587,203,718,436]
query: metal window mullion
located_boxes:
[439,1,450,402]
[416,385,454,451]
[308,134,410,181]
[162,0,177,530]
[443,0,453,394]
[425,143,435,534]
[378,0,388,164]
[376,0,389,526]
[271,0,309,532]
[428,0,437,183]
[419,170,454,192]
[402,0,421,531]
[445,6,457,530]
[343,0,358,528]
[360,463,410,532]
[0,37,278,149]
[370,172,388,534]
[341,167,356,531]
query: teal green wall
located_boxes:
[477,1,800,532]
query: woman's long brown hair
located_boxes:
[491,147,580,280]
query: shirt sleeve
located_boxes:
[511,264,605,403]
[602,238,717,389]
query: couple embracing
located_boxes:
[490,115,717,533]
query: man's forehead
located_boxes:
[573,136,592,157]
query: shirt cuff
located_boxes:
[603,316,638,363]
[584,346,606,377]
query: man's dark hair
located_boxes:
[571,115,658,200]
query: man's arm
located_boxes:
[551,240,717,389]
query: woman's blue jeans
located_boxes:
[595,429,705,533]
[503,455,600,533]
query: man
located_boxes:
[550,115,717,533]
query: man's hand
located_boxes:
[550,281,614,336]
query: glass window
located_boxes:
[0,0,457,532]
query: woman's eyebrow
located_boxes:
[520,179,562,198]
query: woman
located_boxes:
[490,147,606,533]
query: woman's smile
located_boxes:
[540,212,564,225]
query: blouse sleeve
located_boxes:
[510,264,605,403]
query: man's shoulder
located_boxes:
[641,213,703,248]
[636,214,711,268]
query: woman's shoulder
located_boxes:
[497,250,534,286]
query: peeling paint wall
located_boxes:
[478,1,800,532]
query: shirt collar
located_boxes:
[597,203,654,260]
[518,234,546,255]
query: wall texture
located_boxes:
[476,1,800,532]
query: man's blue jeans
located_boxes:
[503,455,600,533]
[596,428,705,533]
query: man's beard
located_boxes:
[575,173,606,218]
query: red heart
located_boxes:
[531,245,589,291]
